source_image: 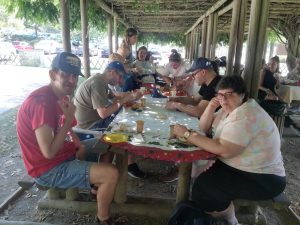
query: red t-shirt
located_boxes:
[16,85,77,178]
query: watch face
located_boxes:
[183,130,191,139]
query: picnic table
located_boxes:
[102,95,215,204]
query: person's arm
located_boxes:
[258,69,270,93]
[199,97,220,133]
[174,124,244,159]
[165,100,209,118]
[35,100,76,159]
[96,91,142,119]
[169,95,202,105]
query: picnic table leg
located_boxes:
[113,148,128,204]
[176,162,192,203]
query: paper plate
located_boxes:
[103,133,128,143]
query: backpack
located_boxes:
[168,201,214,225]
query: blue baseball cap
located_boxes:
[51,52,83,76]
[186,57,213,73]
[106,61,127,76]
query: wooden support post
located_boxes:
[244,0,270,98]
[206,14,214,59]
[233,0,247,76]
[80,0,90,78]
[60,0,71,52]
[176,162,192,203]
[211,13,218,59]
[108,16,113,54]
[226,0,241,75]
[114,16,118,52]
[185,33,190,61]
[191,30,196,60]
[195,27,201,59]
[201,17,207,58]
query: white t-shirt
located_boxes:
[213,99,285,176]
[161,61,190,78]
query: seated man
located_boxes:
[166,57,222,118]
[16,52,122,225]
[74,61,146,179]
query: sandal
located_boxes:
[97,216,128,225]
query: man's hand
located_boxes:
[165,101,179,110]
[58,99,76,126]
[76,144,86,160]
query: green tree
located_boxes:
[269,13,300,71]
[1,0,59,37]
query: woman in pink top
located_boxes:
[174,76,286,225]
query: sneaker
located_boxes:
[159,168,179,183]
[128,163,146,179]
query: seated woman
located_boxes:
[258,55,281,101]
[132,46,156,84]
[174,76,286,225]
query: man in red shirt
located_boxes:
[16,52,125,225]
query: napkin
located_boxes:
[132,134,145,143]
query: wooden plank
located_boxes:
[185,0,229,34]
[60,0,71,52]
[218,2,234,16]
[80,0,90,78]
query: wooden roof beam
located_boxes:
[94,0,129,27]
[185,0,229,34]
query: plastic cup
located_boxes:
[140,87,146,94]
[140,98,146,108]
[171,90,177,97]
[169,124,175,139]
[136,120,144,133]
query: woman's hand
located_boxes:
[207,97,220,112]
[174,124,189,138]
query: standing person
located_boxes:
[258,55,281,101]
[74,61,146,179]
[16,52,124,225]
[173,76,286,225]
[122,27,138,64]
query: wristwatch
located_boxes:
[179,129,192,142]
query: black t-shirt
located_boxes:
[198,75,222,101]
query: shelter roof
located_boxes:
[97,0,300,34]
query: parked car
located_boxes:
[0,41,17,60]
[34,40,61,54]
[12,41,33,53]
[150,51,162,64]
[100,48,109,58]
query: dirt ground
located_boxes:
[0,107,299,225]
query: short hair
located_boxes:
[125,28,138,37]
[169,52,181,63]
[216,75,249,102]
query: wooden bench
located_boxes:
[234,193,291,225]
[18,180,79,201]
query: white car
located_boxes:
[0,41,17,59]
[34,40,61,55]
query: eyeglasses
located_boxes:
[215,91,234,99]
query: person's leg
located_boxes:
[207,201,237,225]
[127,154,146,179]
[89,162,119,221]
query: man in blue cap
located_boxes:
[16,52,125,225]
[74,61,146,179]
[162,57,222,183]
[166,57,222,118]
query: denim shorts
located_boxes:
[35,158,92,189]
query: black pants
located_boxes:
[192,160,286,212]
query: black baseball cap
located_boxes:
[186,57,213,73]
[106,61,127,76]
[51,52,83,76]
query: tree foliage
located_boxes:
[1,0,59,26]
[269,13,300,71]
[138,32,186,46]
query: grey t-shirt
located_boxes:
[74,74,114,129]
